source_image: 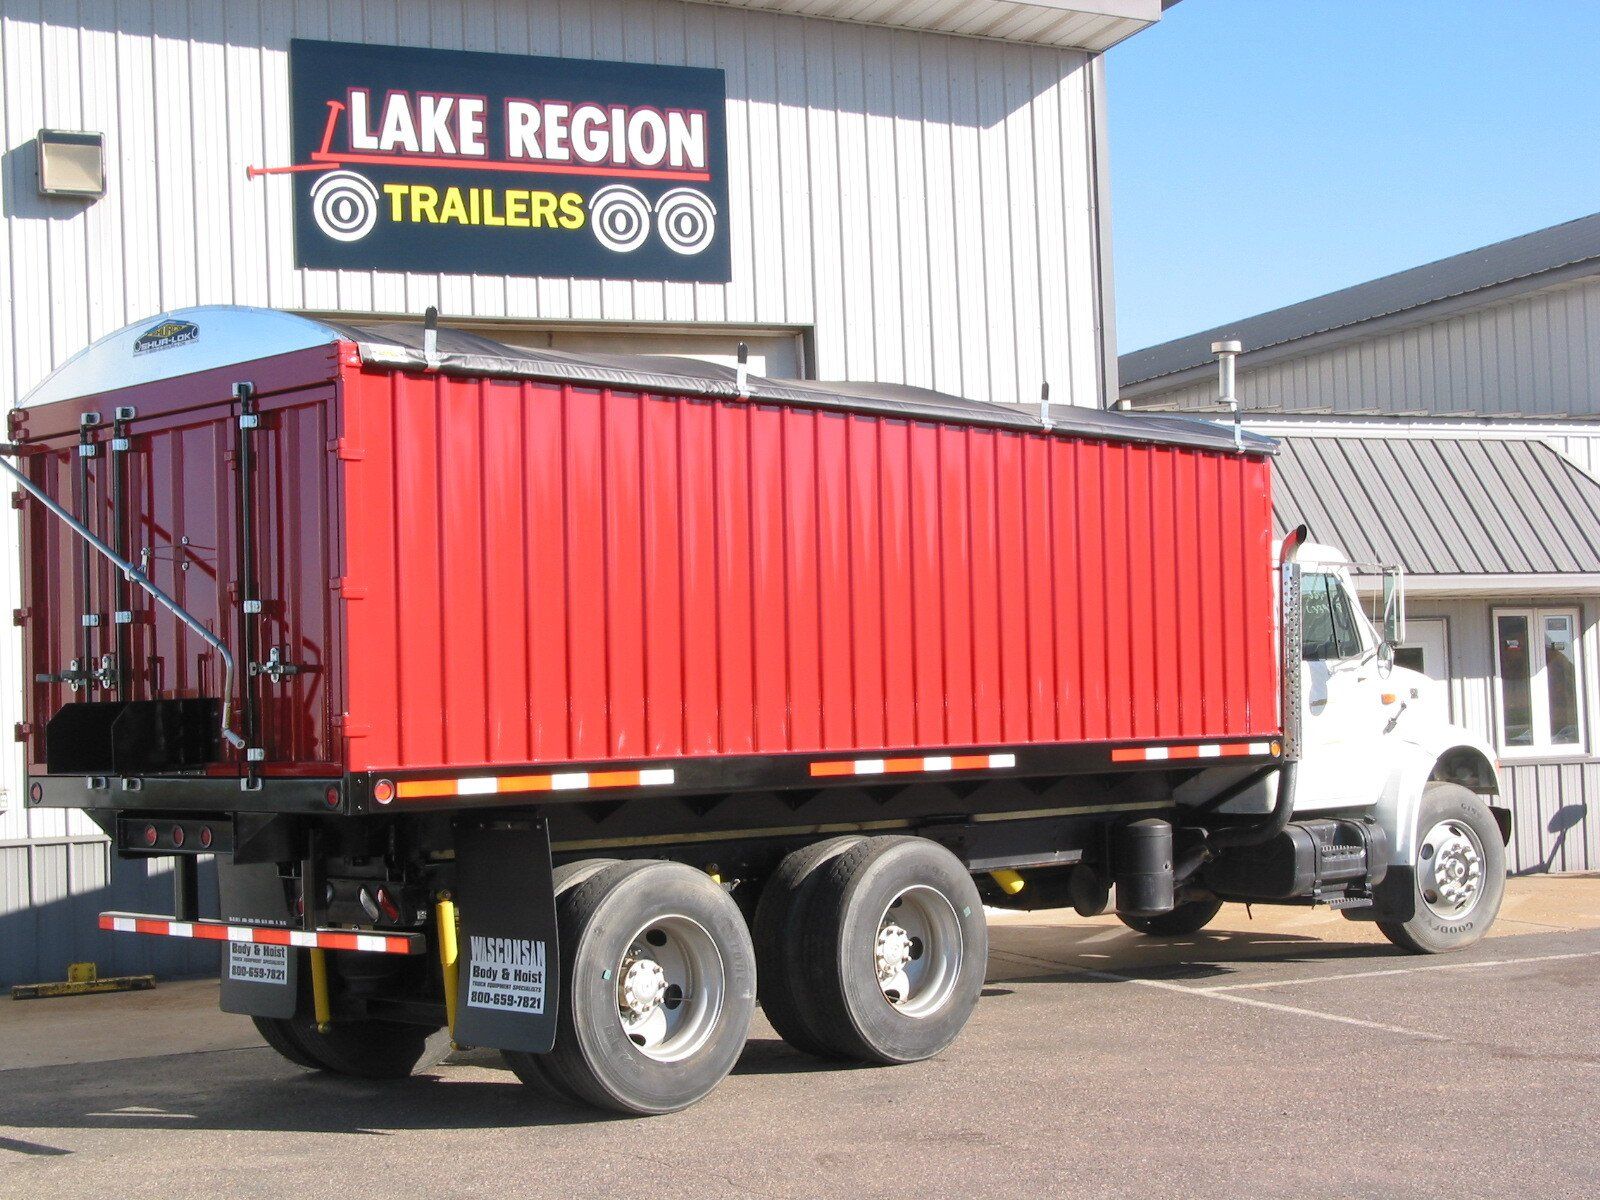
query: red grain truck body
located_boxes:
[8,306,1318,1114]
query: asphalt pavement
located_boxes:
[2,876,1597,1199]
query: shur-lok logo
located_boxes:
[133,319,199,355]
[251,40,732,283]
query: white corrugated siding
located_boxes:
[0,0,1108,411]
[0,0,1113,982]
[1409,596,1600,875]
[1132,277,1600,420]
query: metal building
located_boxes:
[1122,213,1600,874]
[0,0,1162,985]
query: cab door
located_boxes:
[1295,570,1391,811]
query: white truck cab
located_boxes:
[1291,542,1509,951]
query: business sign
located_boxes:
[254,39,731,282]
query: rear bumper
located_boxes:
[98,912,423,955]
[26,772,344,815]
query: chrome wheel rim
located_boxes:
[875,886,962,1018]
[1418,818,1486,920]
[615,915,726,1062]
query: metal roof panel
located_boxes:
[1271,434,1600,576]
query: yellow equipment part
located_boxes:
[309,948,332,1031]
[989,869,1026,895]
[435,895,460,1038]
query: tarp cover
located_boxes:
[329,319,1273,455]
[21,305,1273,455]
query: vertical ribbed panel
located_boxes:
[343,374,1280,770]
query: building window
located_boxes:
[1493,607,1585,755]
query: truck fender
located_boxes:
[1372,740,1505,870]
[1355,739,1505,923]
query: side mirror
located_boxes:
[1377,639,1395,679]
[1380,567,1406,646]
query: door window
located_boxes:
[1302,573,1362,661]
[1494,607,1585,754]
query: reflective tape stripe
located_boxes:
[809,752,1019,779]
[394,767,677,800]
[98,912,422,955]
[1110,741,1276,763]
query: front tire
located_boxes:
[1118,896,1224,937]
[799,837,987,1065]
[539,860,757,1115]
[1378,783,1505,954]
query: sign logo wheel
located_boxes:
[654,188,717,256]
[589,185,653,253]
[310,170,380,243]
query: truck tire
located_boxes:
[1118,897,1224,937]
[503,858,619,1102]
[799,837,987,1065]
[252,1015,323,1069]
[1378,783,1506,954]
[253,952,451,1079]
[752,836,865,1057]
[539,860,757,1115]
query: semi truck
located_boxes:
[3,306,1508,1115]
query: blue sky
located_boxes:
[1107,1,1600,353]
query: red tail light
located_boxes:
[323,786,341,810]
[170,825,186,848]
[198,826,214,849]
[372,778,395,805]
[142,824,158,847]
[375,886,400,923]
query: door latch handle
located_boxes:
[249,646,303,685]
[35,660,89,693]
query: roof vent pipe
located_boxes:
[1212,339,1243,451]
[735,342,749,399]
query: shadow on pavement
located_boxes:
[987,919,1407,985]
[0,1033,873,1139]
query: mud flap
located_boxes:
[452,813,559,1054]
[216,860,299,1019]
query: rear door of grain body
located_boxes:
[339,370,1279,777]
[18,348,342,776]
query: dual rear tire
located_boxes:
[509,836,987,1113]
[507,859,757,1116]
[757,836,987,1064]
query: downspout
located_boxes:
[0,446,248,751]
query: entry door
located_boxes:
[1295,570,1390,812]
[1395,618,1451,720]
